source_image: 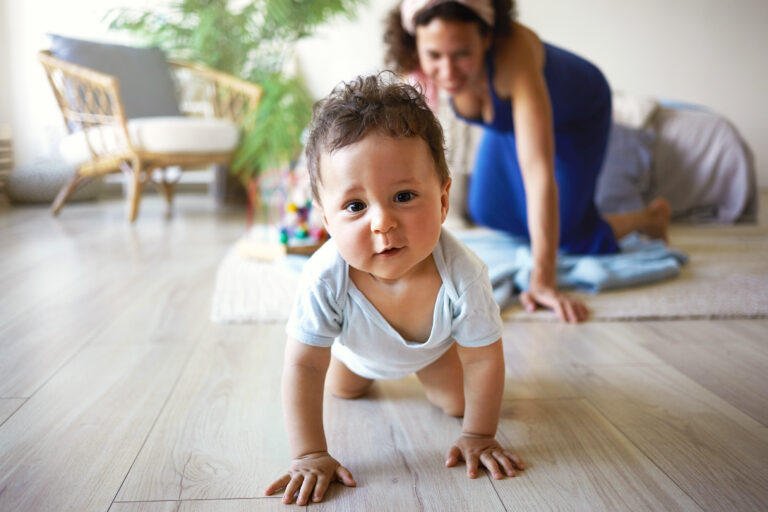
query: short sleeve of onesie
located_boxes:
[285,243,344,347]
[450,267,503,348]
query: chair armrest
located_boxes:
[38,50,134,162]
[169,60,263,127]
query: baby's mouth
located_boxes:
[377,246,403,256]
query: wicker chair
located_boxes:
[38,50,262,221]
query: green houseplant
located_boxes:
[106,0,364,220]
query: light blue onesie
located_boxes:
[286,228,503,380]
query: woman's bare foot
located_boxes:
[641,197,671,242]
[604,197,672,242]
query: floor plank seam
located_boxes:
[582,395,708,511]
[1,264,157,403]
[13,329,97,410]
[576,362,672,369]
[485,470,510,512]
[112,497,283,503]
[108,332,206,508]
[634,339,768,430]
[503,396,582,402]
[388,423,427,510]
[0,399,28,428]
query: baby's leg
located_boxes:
[326,356,374,399]
[416,343,465,417]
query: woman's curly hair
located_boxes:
[305,72,450,204]
[384,0,516,74]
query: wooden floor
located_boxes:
[1,194,767,511]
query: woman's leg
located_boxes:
[468,127,620,254]
[553,139,620,254]
[325,356,374,399]
[551,86,623,254]
[467,129,529,238]
[416,344,465,417]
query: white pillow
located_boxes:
[59,116,239,166]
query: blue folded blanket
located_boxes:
[281,230,687,312]
[456,230,688,310]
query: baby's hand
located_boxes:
[264,451,355,505]
[446,434,525,479]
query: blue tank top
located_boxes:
[451,42,611,134]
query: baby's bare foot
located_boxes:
[642,198,671,242]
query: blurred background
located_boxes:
[1,0,766,186]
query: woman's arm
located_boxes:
[505,28,588,322]
[510,57,558,291]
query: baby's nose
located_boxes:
[371,207,396,233]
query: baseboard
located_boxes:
[100,169,214,198]
[99,180,210,198]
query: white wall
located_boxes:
[3,0,767,185]
[0,0,13,131]
[293,2,395,100]
[0,0,140,166]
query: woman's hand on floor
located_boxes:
[519,286,589,323]
[264,451,355,505]
[446,434,525,479]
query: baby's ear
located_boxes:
[311,189,328,229]
[319,206,329,231]
[440,178,452,223]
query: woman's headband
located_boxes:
[400,0,495,35]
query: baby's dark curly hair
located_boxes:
[305,72,450,204]
[384,0,516,74]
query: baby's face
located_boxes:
[317,133,450,282]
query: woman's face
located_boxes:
[415,18,491,95]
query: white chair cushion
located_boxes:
[59,116,239,166]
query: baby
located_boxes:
[265,73,524,506]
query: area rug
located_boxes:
[211,224,768,323]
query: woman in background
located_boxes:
[384,0,670,323]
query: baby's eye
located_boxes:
[395,191,415,203]
[345,201,366,213]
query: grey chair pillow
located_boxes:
[48,34,181,120]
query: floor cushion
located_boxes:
[7,159,101,203]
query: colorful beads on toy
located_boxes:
[276,160,328,248]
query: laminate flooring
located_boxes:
[1,194,766,511]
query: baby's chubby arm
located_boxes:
[448,339,525,479]
[264,337,355,505]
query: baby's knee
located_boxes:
[327,378,373,400]
[326,357,374,400]
[443,404,465,418]
[329,387,369,400]
[440,396,465,418]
